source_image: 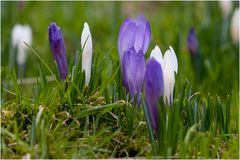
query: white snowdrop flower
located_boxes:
[150,45,178,106]
[219,0,233,18]
[11,24,32,66]
[230,8,239,43]
[81,22,93,85]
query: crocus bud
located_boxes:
[219,0,233,18]
[81,22,93,85]
[230,8,239,43]
[48,22,68,80]
[118,14,151,61]
[150,45,178,106]
[144,57,164,132]
[187,28,199,57]
[11,24,32,66]
[118,14,151,104]
[187,28,202,81]
[122,47,145,104]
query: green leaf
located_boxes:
[30,116,36,148]
[141,94,157,155]
[76,101,125,118]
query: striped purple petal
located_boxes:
[122,47,145,104]
[118,14,151,61]
[144,57,164,132]
[48,22,68,80]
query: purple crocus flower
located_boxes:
[48,22,68,80]
[187,28,199,56]
[187,28,202,81]
[118,15,151,103]
[118,14,151,61]
[144,57,164,132]
[122,47,145,104]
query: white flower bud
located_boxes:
[11,24,32,66]
[150,45,178,106]
[219,1,233,17]
[81,22,93,85]
[231,8,239,43]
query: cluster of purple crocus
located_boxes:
[48,15,178,133]
[118,15,178,132]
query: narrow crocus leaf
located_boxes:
[231,8,239,43]
[122,47,145,105]
[11,24,32,66]
[48,22,68,80]
[144,57,164,132]
[81,22,93,85]
[118,14,151,61]
[150,45,178,106]
[187,28,199,57]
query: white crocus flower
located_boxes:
[11,24,32,66]
[219,0,233,18]
[150,45,178,106]
[81,22,93,85]
[230,8,239,43]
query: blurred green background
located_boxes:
[1,1,239,100]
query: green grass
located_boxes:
[1,1,239,159]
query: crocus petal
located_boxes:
[81,22,93,85]
[187,28,199,56]
[163,63,175,106]
[163,47,178,105]
[231,8,239,43]
[150,45,163,66]
[11,24,32,66]
[48,22,68,80]
[118,18,134,61]
[134,15,151,54]
[118,14,151,61]
[144,57,164,132]
[168,46,178,74]
[122,47,145,103]
[11,24,22,49]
